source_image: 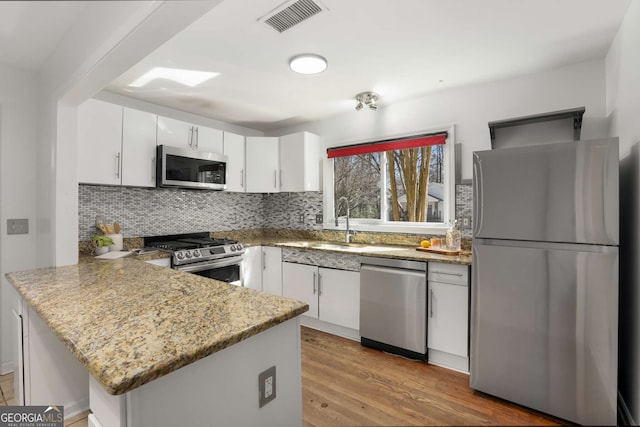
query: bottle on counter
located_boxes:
[445,220,461,250]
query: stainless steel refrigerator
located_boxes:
[470,137,619,425]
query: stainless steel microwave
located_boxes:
[156,145,227,190]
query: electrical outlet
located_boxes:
[258,366,276,408]
[299,213,305,223]
[7,219,28,235]
[265,376,273,398]
[315,214,323,224]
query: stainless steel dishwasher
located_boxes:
[359,256,427,360]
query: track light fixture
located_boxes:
[355,91,379,111]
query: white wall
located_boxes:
[605,0,640,423]
[268,59,609,181]
[0,63,39,373]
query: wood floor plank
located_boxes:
[301,326,568,426]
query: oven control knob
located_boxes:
[230,245,237,252]
[193,249,200,257]
[236,244,243,250]
[176,252,185,260]
[185,251,192,259]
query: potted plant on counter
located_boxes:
[92,235,114,255]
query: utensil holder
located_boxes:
[106,234,123,252]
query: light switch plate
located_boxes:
[7,219,28,235]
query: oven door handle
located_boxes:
[175,256,243,273]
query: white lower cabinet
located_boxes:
[316,267,359,330]
[242,247,263,291]
[427,262,470,372]
[282,262,359,331]
[14,297,89,413]
[242,246,282,295]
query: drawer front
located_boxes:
[428,262,468,286]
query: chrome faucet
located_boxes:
[335,196,355,243]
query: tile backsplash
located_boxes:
[455,184,473,238]
[79,185,265,241]
[79,184,472,241]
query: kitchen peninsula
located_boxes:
[7,257,308,427]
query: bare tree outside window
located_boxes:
[334,153,381,218]
[334,143,445,223]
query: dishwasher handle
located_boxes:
[360,264,427,279]
[360,256,426,272]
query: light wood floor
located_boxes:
[0,326,565,426]
[302,327,564,426]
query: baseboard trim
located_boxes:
[64,397,90,421]
[618,390,636,426]
[300,317,359,342]
[0,361,14,376]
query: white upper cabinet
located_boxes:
[77,99,123,186]
[121,108,157,187]
[245,137,280,193]
[195,126,224,153]
[156,116,192,148]
[279,132,320,192]
[223,131,246,192]
[157,116,223,154]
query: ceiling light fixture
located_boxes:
[355,91,380,111]
[129,67,219,88]
[289,54,328,75]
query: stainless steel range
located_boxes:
[144,232,245,285]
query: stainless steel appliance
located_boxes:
[360,256,427,360]
[471,137,619,425]
[145,232,244,285]
[157,145,227,190]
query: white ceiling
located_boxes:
[0,0,631,131]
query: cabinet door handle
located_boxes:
[429,288,434,318]
[432,270,464,277]
[115,153,121,179]
[318,272,322,296]
[279,170,283,189]
[240,169,244,187]
[263,251,266,270]
[273,170,277,189]
[194,127,199,149]
[188,126,194,147]
[312,272,317,295]
[151,157,156,181]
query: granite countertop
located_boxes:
[243,238,472,266]
[6,257,308,395]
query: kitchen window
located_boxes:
[325,127,455,234]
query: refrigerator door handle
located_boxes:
[472,153,483,236]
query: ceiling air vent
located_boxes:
[259,0,327,33]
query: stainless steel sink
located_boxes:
[280,241,406,253]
